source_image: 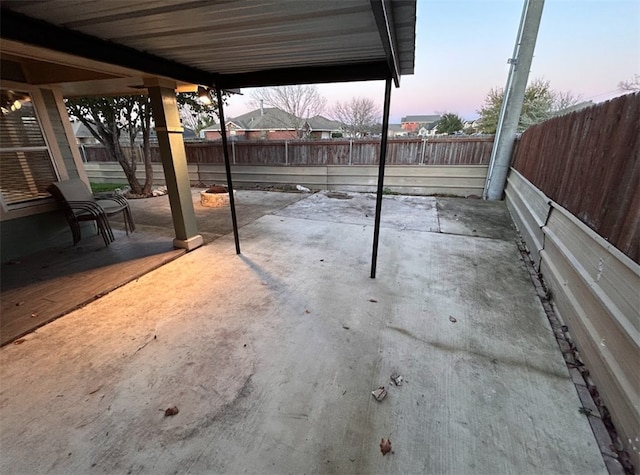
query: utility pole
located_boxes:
[484,0,545,200]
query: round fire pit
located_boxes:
[200,185,236,207]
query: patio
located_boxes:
[0,190,305,346]
[0,191,607,474]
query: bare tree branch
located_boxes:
[249,85,326,135]
[618,73,640,92]
[330,97,381,137]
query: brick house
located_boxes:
[401,114,441,133]
[203,106,343,140]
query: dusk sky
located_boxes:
[223,0,640,124]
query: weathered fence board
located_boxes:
[512,93,640,263]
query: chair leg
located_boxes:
[101,214,115,243]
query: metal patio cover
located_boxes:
[1,0,416,93]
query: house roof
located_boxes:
[401,115,442,123]
[203,108,343,132]
[0,1,417,95]
[305,115,344,131]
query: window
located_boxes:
[0,89,59,207]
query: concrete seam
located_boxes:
[515,239,634,475]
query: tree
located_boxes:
[476,78,580,134]
[67,96,153,195]
[67,91,222,195]
[436,112,464,135]
[177,92,223,137]
[330,97,381,137]
[618,73,640,92]
[249,85,326,137]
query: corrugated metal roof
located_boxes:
[1,0,416,91]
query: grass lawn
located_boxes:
[90,183,127,193]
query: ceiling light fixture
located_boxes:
[197,86,212,105]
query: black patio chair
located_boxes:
[47,179,135,246]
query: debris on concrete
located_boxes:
[164,406,179,417]
[449,316,457,323]
[391,374,404,386]
[380,438,392,455]
[369,298,378,303]
[296,185,311,193]
[326,192,352,200]
[305,309,311,314]
[372,387,387,401]
[342,325,350,330]
[152,186,168,197]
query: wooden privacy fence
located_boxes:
[512,93,640,264]
[81,137,494,166]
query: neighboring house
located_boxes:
[202,107,342,140]
[401,114,441,134]
[418,121,439,137]
[387,124,407,137]
[72,120,197,145]
[304,115,344,139]
[71,121,100,145]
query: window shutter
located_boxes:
[0,92,58,205]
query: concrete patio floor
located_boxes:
[0,191,606,474]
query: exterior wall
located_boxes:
[1,84,84,259]
[0,211,78,261]
[506,168,640,467]
[401,121,420,132]
[85,163,488,197]
[203,130,299,140]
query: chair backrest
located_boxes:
[48,179,94,202]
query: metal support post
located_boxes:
[216,87,241,254]
[370,77,393,279]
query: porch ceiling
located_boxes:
[0,0,416,94]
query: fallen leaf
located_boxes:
[371,386,387,401]
[13,338,26,345]
[15,301,25,307]
[380,438,392,455]
[164,406,179,417]
[449,316,457,323]
[31,312,39,318]
[369,299,378,303]
[305,309,311,314]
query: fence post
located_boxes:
[420,138,426,165]
[285,140,289,165]
[231,139,236,164]
[80,144,87,163]
[349,139,353,165]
